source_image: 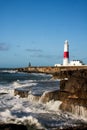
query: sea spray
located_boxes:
[39,90,59,103]
[71,105,87,121]
[0,70,87,129]
[28,93,41,102]
[45,100,62,112]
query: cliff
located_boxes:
[53,69,87,119]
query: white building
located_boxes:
[54,64,62,67]
[69,60,84,66]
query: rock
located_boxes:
[60,77,87,98]
[60,98,87,112]
[0,124,27,130]
[0,123,87,130]
[57,69,87,117]
[39,90,59,103]
[14,88,29,98]
[39,90,72,103]
[53,69,87,79]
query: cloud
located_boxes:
[0,43,10,51]
[36,54,53,59]
[26,48,62,61]
[30,54,62,59]
[26,48,43,53]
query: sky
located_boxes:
[0,0,87,68]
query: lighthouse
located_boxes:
[63,40,69,66]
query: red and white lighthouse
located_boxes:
[63,40,69,65]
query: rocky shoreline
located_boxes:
[53,69,87,114]
[0,69,87,130]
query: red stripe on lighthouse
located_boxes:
[64,52,69,58]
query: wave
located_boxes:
[0,72,87,129]
[0,91,83,129]
[0,70,18,73]
[71,105,87,121]
[0,80,38,96]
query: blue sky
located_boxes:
[0,0,87,68]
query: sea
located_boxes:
[0,69,87,130]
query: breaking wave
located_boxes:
[0,70,87,129]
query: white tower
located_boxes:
[63,40,69,65]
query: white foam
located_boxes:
[0,80,38,96]
[21,116,43,129]
[13,80,37,88]
[1,70,18,73]
[0,90,86,129]
[45,100,62,112]
[0,105,44,129]
[0,78,87,128]
[39,90,59,103]
[32,73,52,77]
[71,105,87,121]
[0,109,13,123]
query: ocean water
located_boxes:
[0,69,86,130]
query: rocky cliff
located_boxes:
[54,69,87,119]
[13,69,87,129]
[36,70,87,119]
